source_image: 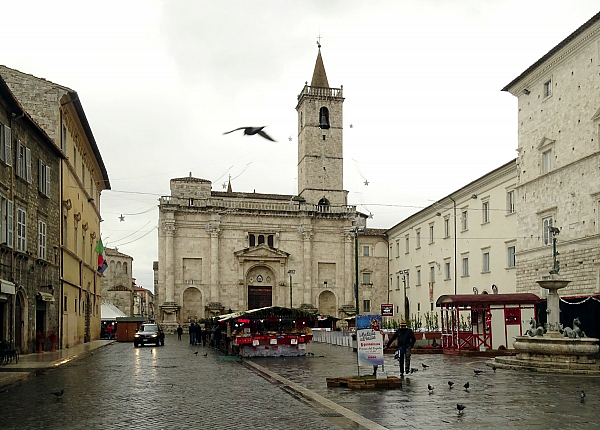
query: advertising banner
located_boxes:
[356,314,384,367]
[381,304,393,317]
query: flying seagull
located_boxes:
[448,381,454,389]
[51,389,64,399]
[223,126,276,142]
[580,390,586,403]
[457,404,466,414]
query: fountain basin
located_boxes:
[513,335,599,364]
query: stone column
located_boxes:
[344,232,353,305]
[302,230,313,305]
[210,228,220,303]
[164,220,175,302]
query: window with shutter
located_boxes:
[16,208,26,252]
[25,147,32,183]
[6,199,13,248]
[5,126,11,166]
[38,220,46,259]
[46,166,51,197]
[39,159,43,192]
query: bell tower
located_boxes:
[296,46,348,207]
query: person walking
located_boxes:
[176,324,183,340]
[189,322,196,345]
[200,327,207,347]
[385,320,416,377]
[106,324,114,340]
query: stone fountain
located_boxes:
[489,230,599,374]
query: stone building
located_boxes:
[0,75,64,353]
[387,160,518,323]
[155,48,380,331]
[101,247,135,317]
[0,66,110,348]
[502,12,600,298]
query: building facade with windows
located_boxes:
[0,66,110,348]
[386,160,518,323]
[0,76,64,353]
[502,12,600,298]
[101,247,135,317]
[155,48,375,331]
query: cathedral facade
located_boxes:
[155,49,379,330]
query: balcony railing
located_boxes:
[297,85,343,99]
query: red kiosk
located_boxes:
[436,293,541,354]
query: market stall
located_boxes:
[219,306,315,357]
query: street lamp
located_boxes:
[287,270,295,308]
[398,269,409,319]
[350,226,365,316]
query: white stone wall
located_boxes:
[508,19,600,296]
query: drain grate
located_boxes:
[319,412,343,417]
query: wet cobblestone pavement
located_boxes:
[254,343,600,429]
[0,336,339,430]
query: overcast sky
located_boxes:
[3,1,599,291]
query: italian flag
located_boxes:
[95,238,108,274]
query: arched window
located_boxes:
[318,197,330,212]
[267,235,274,248]
[319,107,330,129]
[123,262,128,275]
[249,234,256,247]
[258,235,265,245]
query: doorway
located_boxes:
[248,286,272,310]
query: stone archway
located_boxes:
[181,287,202,322]
[318,290,336,317]
[246,266,275,310]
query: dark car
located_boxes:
[134,323,165,347]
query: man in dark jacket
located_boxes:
[386,320,416,376]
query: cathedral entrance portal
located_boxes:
[248,286,272,310]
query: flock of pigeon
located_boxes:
[415,362,586,415]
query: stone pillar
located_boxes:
[302,230,313,305]
[210,229,220,303]
[344,232,353,305]
[164,220,175,302]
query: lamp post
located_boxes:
[350,226,364,316]
[288,270,295,308]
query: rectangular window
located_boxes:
[38,160,51,197]
[389,246,393,260]
[61,124,67,152]
[429,224,434,244]
[445,261,451,280]
[16,208,26,252]
[416,269,421,286]
[482,201,490,223]
[362,245,370,257]
[416,230,421,248]
[363,300,371,313]
[396,276,400,291]
[405,235,409,253]
[0,123,12,166]
[482,251,490,272]
[461,210,468,230]
[543,79,552,97]
[362,272,371,285]
[74,223,78,255]
[38,220,46,259]
[507,246,516,268]
[396,242,400,257]
[444,217,450,238]
[543,216,553,245]
[462,257,469,277]
[542,149,553,174]
[507,190,515,214]
[429,266,435,283]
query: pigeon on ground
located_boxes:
[428,384,435,394]
[580,390,586,403]
[474,370,484,375]
[421,363,429,370]
[51,389,64,399]
[203,353,208,357]
[194,351,198,355]
[457,404,466,414]
[492,365,496,372]
[410,368,418,374]
[463,382,470,391]
[448,381,454,389]
[223,126,276,142]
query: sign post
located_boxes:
[356,314,384,377]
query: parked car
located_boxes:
[134,323,165,347]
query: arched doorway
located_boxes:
[246,266,274,310]
[181,287,202,322]
[15,291,25,352]
[318,290,336,317]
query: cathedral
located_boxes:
[154,48,387,331]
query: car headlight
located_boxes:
[151,334,158,337]
[135,334,140,337]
